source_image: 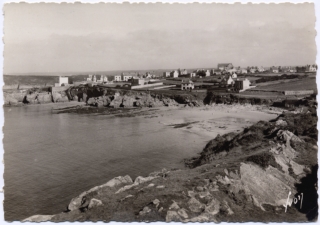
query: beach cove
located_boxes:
[4,103,279,220]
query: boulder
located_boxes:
[169,201,180,210]
[116,175,157,194]
[275,119,288,127]
[109,95,123,108]
[23,215,54,222]
[122,95,136,108]
[139,206,151,216]
[88,198,103,209]
[24,93,38,104]
[222,200,234,215]
[188,197,205,213]
[52,92,69,102]
[134,176,155,185]
[196,186,204,191]
[166,211,182,222]
[153,199,160,204]
[204,198,220,216]
[177,208,189,219]
[104,175,133,188]
[68,195,86,211]
[4,95,19,105]
[37,93,52,103]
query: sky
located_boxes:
[3,3,317,74]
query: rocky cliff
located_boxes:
[23,111,318,222]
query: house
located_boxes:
[145,72,156,79]
[272,69,279,73]
[212,69,222,75]
[92,75,97,82]
[59,76,69,86]
[123,75,133,81]
[205,70,211,77]
[190,72,197,77]
[97,75,108,83]
[218,63,233,71]
[181,79,194,90]
[258,67,265,72]
[306,65,317,72]
[234,78,251,91]
[221,76,234,86]
[231,73,237,79]
[87,74,93,81]
[114,75,122,82]
[180,69,188,75]
[241,69,248,74]
[179,73,196,78]
[289,68,297,73]
[121,72,137,81]
[227,68,237,74]
[163,72,171,77]
[250,68,256,74]
[170,70,179,78]
[131,77,145,86]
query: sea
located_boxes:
[3,104,210,221]
[3,103,276,221]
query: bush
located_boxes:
[246,152,278,169]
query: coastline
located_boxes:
[22,103,319,222]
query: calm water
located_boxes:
[3,105,211,221]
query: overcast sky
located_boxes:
[3,3,317,74]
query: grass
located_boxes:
[253,77,317,92]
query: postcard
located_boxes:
[2,1,318,222]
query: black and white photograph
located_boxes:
[2,1,319,222]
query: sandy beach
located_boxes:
[153,104,281,138]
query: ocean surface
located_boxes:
[3,104,212,221]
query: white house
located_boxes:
[59,76,69,86]
[114,75,122,82]
[122,75,133,81]
[163,72,171,77]
[170,70,179,78]
[306,65,317,72]
[250,68,256,74]
[272,69,279,73]
[213,69,222,75]
[231,73,237,79]
[87,74,93,81]
[180,69,188,75]
[241,69,248,74]
[221,76,234,86]
[205,70,211,77]
[235,78,251,91]
[258,67,265,72]
[98,75,109,83]
[131,77,145,86]
[181,80,194,90]
[289,68,297,73]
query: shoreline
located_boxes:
[22,107,317,222]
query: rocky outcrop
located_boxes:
[23,214,54,222]
[52,92,69,103]
[68,175,133,211]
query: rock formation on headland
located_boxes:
[5,84,316,110]
[23,108,318,222]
